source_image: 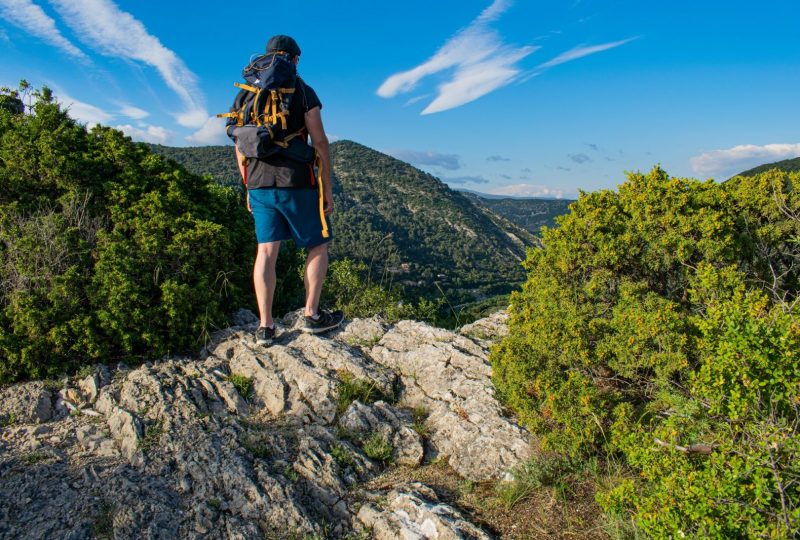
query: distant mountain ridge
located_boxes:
[459,191,573,235]
[736,156,800,178]
[148,140,540,304]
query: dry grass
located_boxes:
[360,459,609,539]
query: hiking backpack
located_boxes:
[217,51,314,162]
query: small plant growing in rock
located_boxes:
[91,502,115,539]
[227,373,253,400]
[331,443,355,467]
[138,419,164,453]
[336,372,383,413]
[76,365,95,379]
[0,413,17,428]
[241,433,271,459]
[411,405,429,436]
[458,479,475,496]
[361,432,394,465]
[207,498,221,510]
[22,451,49,465]
[282,464,300,482]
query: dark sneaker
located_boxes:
[255,325,275,346]
[302,309,344,334]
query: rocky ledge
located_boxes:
[0,310,530,539]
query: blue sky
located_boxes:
[2,0,799,198]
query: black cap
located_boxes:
[266,35,301,57]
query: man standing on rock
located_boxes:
[230,35,343,345]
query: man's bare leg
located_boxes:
[304,243,329,317]
[254,241,281,327]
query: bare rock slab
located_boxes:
[358,482,492,540]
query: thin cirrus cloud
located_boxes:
[48,0,207,128]
[690,143,800,178]
[0,0,86,59]
[377,0,635,115]
[377,0,538,115]
[536,38,637,70]
[389,149,462,170]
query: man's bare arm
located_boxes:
[234,145,251,212]
[305,106,333,214]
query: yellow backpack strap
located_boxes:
[315,152,329,239]
[253,88,266,126]
[233,82,258,93]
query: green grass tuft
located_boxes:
[337,372,383,414]
[227,373,253,400]
[361,432,394,464]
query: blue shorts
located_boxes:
[248,187,333,247]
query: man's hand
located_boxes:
[323,193,334,214]
[246,190,252,213]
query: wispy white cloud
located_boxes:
[691,143,800,178]
[185,116,229,146]
[537,38,637,70]
[388,149,461,170]
[56,92,112,125]
[116,123,173,145]
[49,0,207,128]
[487,183,569,198]
[0,0,86,59]
[117,104,149,120]
[377,0,537,114]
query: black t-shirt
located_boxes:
[286,77,321,134]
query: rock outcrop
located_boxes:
[0,310,529,539]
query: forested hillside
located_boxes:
[460,191,573,234]
[737,156,800,177]
[150,140,538,306]
[148,143,240,186]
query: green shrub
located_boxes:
[322,258,441,323]
[492,167,800,536]
[0,83,253,381]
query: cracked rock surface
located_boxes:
[0,311,530,539]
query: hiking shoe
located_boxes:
[302,309,344,334]
[255,325,275,346]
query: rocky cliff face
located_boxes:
[0,311,530,539]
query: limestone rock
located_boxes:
[370,317,532,480]
[0,381,53,424]
[339,400,423,467]
[459,310,509,341]
[77,365,110,403]
[0,310,527,539]
[357,482,491,540]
